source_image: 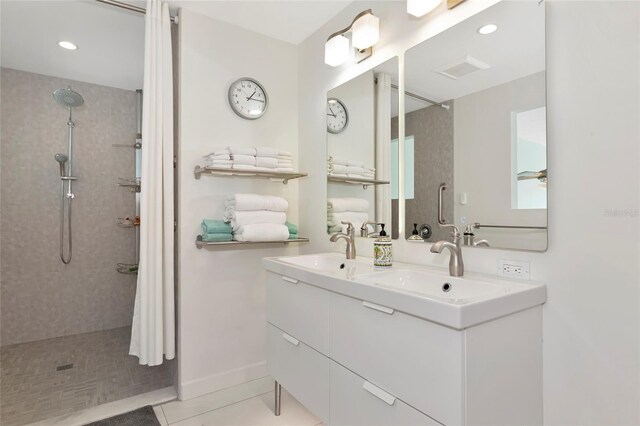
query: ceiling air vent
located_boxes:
[435,55,490,80]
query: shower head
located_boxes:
[53,87,84,108]
[55,153,68,177]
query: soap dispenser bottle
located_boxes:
[374,224,392,268]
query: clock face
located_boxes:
[327,98,348,134]
[228,78,268,120]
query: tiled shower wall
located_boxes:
[0,68,138,346]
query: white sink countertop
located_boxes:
[263,253,546,330]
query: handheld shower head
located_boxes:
[55,153,68,177]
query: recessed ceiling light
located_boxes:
[58,41,78,50]
[477,24,498,35]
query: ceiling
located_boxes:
[403,0,545,113]
[1,0,145,90]
[0,0,352,91]
[165,0,353,45]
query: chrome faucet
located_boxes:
[360,221,378,238]
[330,221,356,259]
[430,228,464,277]
[463,224,490,247]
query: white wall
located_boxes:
[454,71,547,251]
[176,8,300,400]
[298,1,639,424]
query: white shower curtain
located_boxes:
[130,0,175,366]
[375,72,392,228]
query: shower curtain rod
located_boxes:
[96,0,177,23]
[390,84,449,110]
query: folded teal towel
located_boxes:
[200,233,233,242]
[201,219,232,235]
[289,233,299,240]
[285,221,298,234]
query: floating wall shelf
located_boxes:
[194,166,307,184]
[196,235,309,249]
[117,177,141,192]
[328,175,390,189]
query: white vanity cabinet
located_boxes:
[266,269,543,426]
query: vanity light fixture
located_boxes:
[407,0,441,17]
[58,41,78,50]
[324,9,379,67]
[477,24,498,35]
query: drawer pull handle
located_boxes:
[282,333,300,346]
[281,276,299,284]
[362,301,395,315]
[363,381,396,406]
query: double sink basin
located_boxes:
[264,253,546,329]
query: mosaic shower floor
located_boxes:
[0,326,174,425]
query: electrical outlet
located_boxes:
[498,259,530,279]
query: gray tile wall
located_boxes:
[392,103,455,242]
[1,68,138,346]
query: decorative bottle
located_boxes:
[374,224,392,268]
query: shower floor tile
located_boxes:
[0,326,174,426]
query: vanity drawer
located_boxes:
[266,272,329,353]
[330,360,439,426]
[267,323,330,422]
[329,292,463,425]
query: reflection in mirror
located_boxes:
[399,1,547,251]
[327,57,399,239]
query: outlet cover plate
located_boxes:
[498,259,531,280]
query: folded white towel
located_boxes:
[275,167,294,172]
[255,147,279,158]
[346,166,365,175]
[277,158,293,164]
[233,223,289,242]
[256,156,279,168]
[205,163,232,169]
[228,146,257,156]
[224,210,287,231]
[226,194,288,212]
[279,150,292,157]
[277,155,292,160]
[204,149,230,157]
[347,159,365,168]
[231,154,256,166]
[330,165,349,175]
[205,159,233,165]
[327,198,370,213]
[328,156,348,166]
[328,173,348,178]
[204,153,231,161]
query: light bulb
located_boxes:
[407,0,441,17]
[325,35,350,67]
[352,12,379,50]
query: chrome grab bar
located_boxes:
[437,183,459,235]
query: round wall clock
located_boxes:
[327,98,348,134]
[228,78,268,120]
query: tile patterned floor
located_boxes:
[0,326,174,426]
[153,377,322,426]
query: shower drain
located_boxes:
[56,363,74,371]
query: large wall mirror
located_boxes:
[400,1,547,251]
[327,57,399,239]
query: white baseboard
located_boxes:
[178,360,268,401]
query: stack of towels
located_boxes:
[327,156,375,180]
[200,219,233,242]
[203,147,294,172]
[223,194,298,242]
[327,197,370,233]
